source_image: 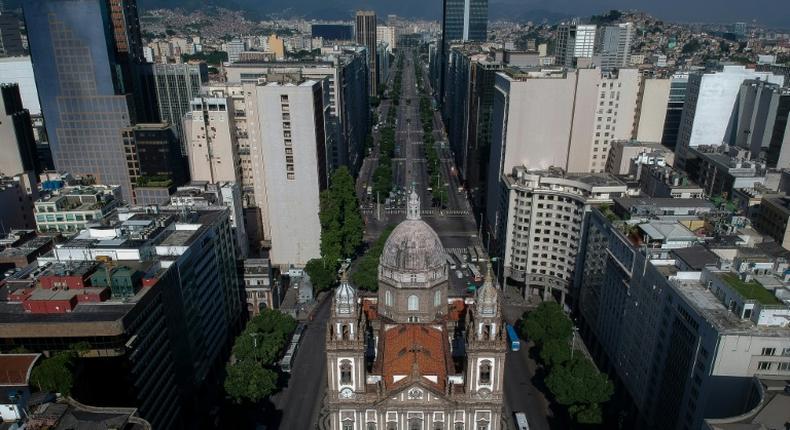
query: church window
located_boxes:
[434,290,441,307]
[408,295,419,311]
[482,324,491,340]
[342,422,353,430]
[434,423,444,430]
[387,423,398,430]
[367,424,376,430]
[476,421,489,430]
[385,290,393,307]
[340,360,352,384]
[408,418,423,430]
[454,424,464,430]
[342,324,350,340]
[479,360,492,385]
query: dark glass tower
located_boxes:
[24,0,139,199]
[439,0,488,106]
[355,10,377,96]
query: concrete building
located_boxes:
[639,164,705,199]
[495,166,626,303]
[33,185,121,233]
[122,123,189,204]
[606,140,674,176]
[325,191,506,430]
[0,207,241,429]
[754,196,790,250]
[724,79,790,168]
[376,25,397,52]
[355,11,378,96]
[576,208,790,430]
[555,22,596,67]
[311,24,354,41]
[675,66,784,171]
[598,22,634,71]
[267,34,285,59]
[0,57,40,115]
[694,147,769,198]
[184,96,241,184]
[635,77,672,142]
[250,80,326,269]
[226,38,245,63]
[0,13,23,57]
[0,230,54,271]
[0,174,36,232]
[704,377,790,430]
[0,84,38,177]
[242,258,277,316]
[152,63,208,151]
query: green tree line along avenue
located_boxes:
[414,60,448,207]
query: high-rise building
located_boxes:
[325,191,507,430]
[441,0,488,43]
[0,57,41,115]
[674,65,784,171]
[0,207,241,429]
[250,79,327,268]
[355,10,378,96]
[555,22,596,67]
[24,0,145,200]
[0,13,24,57]
[598,22,634,71]
[311,24,354,41]
[184,96,241,184]
[0,84,38,177]
[376,25,397,52]
[153,62,208,151]
[226,38,245,63]
[122,123,189,204]
[661,73,689,150]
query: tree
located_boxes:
[319,167,364,264]
[224,360,278,404]
[304,258,337,293]
[539,338,572,368]
[232,309,297,364]
[546,357,614,424]
[351,226,395,291]
[520,301,572,347]
[30,351,76,395]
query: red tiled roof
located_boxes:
[378,324,451,392]
[0,354,41,386]
[362,299,378,320]
[447,299,466,321]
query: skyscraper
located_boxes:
[0,13,24,57]
[355,10,378,96]
[0,84,38,176]
[555,22,596,67]
[439,0,488,105]
[24,0,139,199]
[599,22,634,71]
[153,62,208,152]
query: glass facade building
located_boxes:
[25,0,137,199]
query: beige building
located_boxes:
[325,191,507,430]
[184,96,241,184]
[376,25,396,52]
[634,78,671,142]
[267,34,285,59]
[606,140,674,176]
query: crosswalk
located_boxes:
[360,208,471,217]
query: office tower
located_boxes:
[674,65,784,171]
[555,22,596,67]
[575,208,790,429]
[441,0,488,42]
[599,22,634,71]
[326,191,507,430]
[0,174,36,231]
[0,13,23,57]
[725,79,790,168]
[376,42,390,84]
[494,166,626,302]
[153,62,208,151]
[355,10,378,96]
[0,57,41,115]
[122,123,189,204]
[250,79,326,269]
[734,21,747,36]
[634,77,672,142]
[376,25,396,51]
[0,207,241,429]
[311,24,354,41]
[225,46,369,174]
[0,84,38,177]
[226,38,245,63]
[184,96,241,184]
[661,73,689,150]
[24,0,144,200]
[267,34,285,59]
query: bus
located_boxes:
[506,324,521,352]
[514,412,530,430]
[467,246,480,263]
[468,264,483,282]
[279,342,297,372]
[446,255,457,270]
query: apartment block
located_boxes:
[184,96,241,184]
[33,185,121,233]
[555,22,596,67]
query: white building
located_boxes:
[250,80,326,269]
[598,22,634,71]
[675,65,784,170]
[225,38,245,63]
[555,23,596,67]
[376,25,396,52]
[0,57,40,115]
[184,96,241,184]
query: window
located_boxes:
[340,360,352,384]
[409,419,423,430]
[476,422,489,430]
[434,290,441,307]
[762,347,776,356]
[385,290,393,307]
[408,295,419,311]
[479,360,492,385]
[757,361,773,371]
[343,421,353,430]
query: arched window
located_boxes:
[340,360,352,384]
[385,290,393,307]
[408,418,423,430]
[434,290,441,307]
[341,324,350,340]
[408,294,419,311]
[479,360,492,385]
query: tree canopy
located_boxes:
[30,351,76,395]
[351,225,395,291]
[304,258,337,293]
[546,357,614,424]
[520,301,572,347]
[319,167,364,265]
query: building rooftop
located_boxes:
[375,324,453,392]
[0,353,40,386]
[705,377,790,430]
[673,245,720,270]
[718,273,782,305]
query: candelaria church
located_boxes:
[325,190,507,430]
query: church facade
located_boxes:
[325,191,507,430]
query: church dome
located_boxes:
[379,189,447,282]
